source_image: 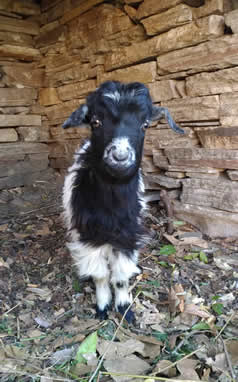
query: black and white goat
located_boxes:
[62,81,183,322]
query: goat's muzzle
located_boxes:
[103,137,136,174]
[111,145,130,162]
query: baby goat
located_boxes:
[62,81,184,322]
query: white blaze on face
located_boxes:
[103,137,136,168]
[104,91,121,103]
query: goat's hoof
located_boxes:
[117,304,135,324]
[95,305,109,321]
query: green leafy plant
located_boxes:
[173,220,186,227]
[0,318,12,335]
[199,251,208,264]
[159,245,176,256]
[75,331,98,364]
[157,260,169,267]
[212,302,224,315]
[184,251,208,264]
[192,322,211,330]
[145,280,160,288]
[72,278,81,292]
[184,253,199,260]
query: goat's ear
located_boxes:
[152,106,184,134]
[62,104,89,129]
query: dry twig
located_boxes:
[221,337,236,380]
[215,312,235,341]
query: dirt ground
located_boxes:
[0,203,238,382]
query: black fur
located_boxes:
[116,282,125,289]
[117,303,135,323]
[96,304,110,320]
[71,166,146,251]
[64,81,183,253]
[63,81,182,321]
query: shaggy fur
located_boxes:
[62,81,183,321]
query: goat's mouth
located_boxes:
[103,157,136,178]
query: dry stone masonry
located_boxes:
[1,0,238,236]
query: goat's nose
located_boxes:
[111,145,129,161]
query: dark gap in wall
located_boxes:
[224,24,233,35]
[124,1,142,10]
[183,0,205,7]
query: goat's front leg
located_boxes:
[110,250,141,323]
[68,242,112,320]
[94,275,112,320]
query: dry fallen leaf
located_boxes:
[176,358,199,380]
[51,348,74,365]
[0,223,8,232]
[219,293,235,305]
[104,354,150,382]
[35,223,51,236]
[180,236,209,248]
[69,317,99,332]
[51,333,85,350]
[140,311,164,326]
[13,232,29,239]
[213,257,232,271]
[154,359,177,377]
[26,328,44,344]
[26,286,52,301]
[168,286,180,313]
[163,233,180,245]
[171,311,199,328]
[142,343,161,360]
[97,338,145,360]
[136,335,163,346]
[174,283,185,313]
[0,257,9,268]
[184,303,212,319]
[141,291,160,304]
[70,362,94,376]
[206,352,228,373]
[34,316,53,328]
[40,377,54,382]
[226,339,238,366]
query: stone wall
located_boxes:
[0,0,62,221]
[1,0,238,236]
[0,0,52,192]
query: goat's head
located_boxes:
[63,81,184,180]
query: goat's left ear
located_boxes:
[152,106,184,134]
[62,104,89,129]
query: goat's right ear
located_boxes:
[62,104,89,129]
[152,106,184,134]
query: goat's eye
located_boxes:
[91,119,101,129]
[142,121,150,131]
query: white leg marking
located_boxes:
[94,276,112,311]
[109,250,140,309]
[114,281,132,309]
[68,242,113,310]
